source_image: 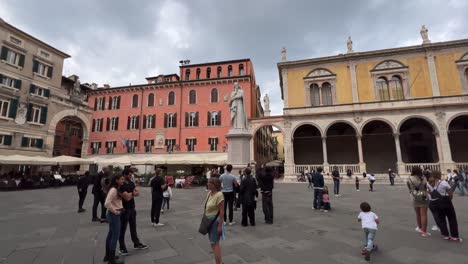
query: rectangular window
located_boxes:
[31,106,41,123]
[0,75,21,90]
[110,117,118,131]
[94,118,103,132]
[1,47,25,68]
[9,35,23,47]
[106,141,116,154]
[110,96,119,110]
[144,139,154,153]
[0,99,10,118]
[130,116,138,130]
[96,97,104,111]
[145,115,155,129]
[166,139,176,152]
[209,111,221,126]
[127,140,137,153]
[186,138,196,152]
[209,138,218,152]
[167,113,176,128]
[0,134,13,146]
[91,142,101,154]
[21,137,43,148]
[33,60,53,79]
[188,112,197,127]
[6,49,19,65]
[30,85,49,98]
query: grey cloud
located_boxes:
[1,0,467,115]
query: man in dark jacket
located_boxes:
[92,166,109,222]
[258,166,274,224]
[240,167,258,226]
[77,171,90,213]
[312,167,325,211]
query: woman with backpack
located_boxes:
[407,167,430,237]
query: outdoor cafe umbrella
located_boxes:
[50,155,94,166]
[0,155,57,166]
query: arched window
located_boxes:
[147,93,154,107]
[189,90,196,104]
[196,68,201,80]
[217,66,222,78]
[206,67,211,79]
[168,91,175,105]
[321,82,332,106]
[239,64,244,75]
[390,75,404,100]
[132,94,139,108]
[228,65,233,77]
[310,83,320,106]
[376,77,390,101]
[211,88,218,103]
[185,69,190,81]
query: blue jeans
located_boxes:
[363,228,377,251]
[333,181,340,195]
[313,189,323,209]
[106,211,121,255]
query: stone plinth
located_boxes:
[226,129,252,170]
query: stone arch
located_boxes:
[446,112,468,132]
[361,119,397,173]
[291,122,323,139]
[325,121,359,165]
[251,122,285,137]
[398,116,439,163]
[48,109,90,139]
[397,115,439,134]
[292,123,323,165]
[325,120,360,137]
[360,118,396,135]
[447,113,468,162]
[251,122,285,167]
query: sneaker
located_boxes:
[319,209,324,212]
[449,237,463,242]
[134,243,148,250]
[155,223,165,226]
[356,189,360,191]
[119,248,129,256]
[78,208,86,213]
[323,210,328,212]
[228,222,235,226]
[92,218,100,222]
[415,227,422,233]
[421,232,431,237]
[431,225,440,231]
[100,219,108,223]
[443,236,450,240]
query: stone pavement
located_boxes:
[0,183,467,264]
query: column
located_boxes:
[438,129,455,173]
[322,136,329,173]
[394,133,405,174]
[281,69,289,108]
[427,52,441,96]
[283,127,295,181]
[348,62,359,103]
[356,135,366,173]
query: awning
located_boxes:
[50,155,94,165]
[0,155,58,165]
[86,153,228,166]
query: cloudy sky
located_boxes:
[1,0,467,115]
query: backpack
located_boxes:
[409,178,427,202]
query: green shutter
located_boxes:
[36,139,43,149]
[18,54,25,67]
[0,47,7,60]
[8,99,18,119]
[32,60,39,73]
[26,104,33,121]
[29,84,35,94]
[47,67,53,78]
[21,137,28,147]
[4,135,12,146]
[44,89,50,98]
[40,106,48,124]
[14,79,21,89]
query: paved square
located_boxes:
[0,183,466,264]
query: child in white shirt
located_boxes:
[358,202,380,261]
[162,186,172,212]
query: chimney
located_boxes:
[103,84,110,89]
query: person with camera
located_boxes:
[407,167,430,237]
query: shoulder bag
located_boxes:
[198,194,220,235]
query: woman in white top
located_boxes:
[427,171,462,242]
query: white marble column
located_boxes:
[322,136,328,164]
[283,125,295,181]
[356,135,366,173]
[434,132,443,164]
[394,133,405,174]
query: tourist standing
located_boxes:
[103,175,126,264]
[427,171,462,242]
[258,166,274,224]
[407,167,430,237]
[312,167,325,211]
[358,202,379,261]
[355,173,361,191]
[368,174,376,192]
[77,171,90,213]
[118,169,148,256]
[92,166,110,222]
[453,169,467,195]
[388,169,396,186]
[331,169,342,196]
[219,164,238,226]
[204,177,225,264]
[162,185,172,211]
[150,169,166,227]
[240,167,258,226]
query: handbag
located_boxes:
[198,194,220,235]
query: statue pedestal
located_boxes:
[226,129,252,170]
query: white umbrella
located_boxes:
[50,155,94,165]
[0,155,57,165]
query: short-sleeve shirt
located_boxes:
[358,211,379,230]
[205,192,224,217]
[151,176,165,197]
[219,173,236,192]
[119,181,136,209]
[427,180,451,200]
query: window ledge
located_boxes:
[0,116,13,121]
[27,122,45,127]
[33,72,50,80]
[0,60,23,70]
[0,84,19,92]
[29,93,48,100]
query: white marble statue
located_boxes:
[420,25,430,44]
[263,94,270,112]
[229,82,248,130]
[14,104,27,125]
[73,78,81,95]
[347,36,353,53]
[281,47,287,62]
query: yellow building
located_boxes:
[250,27,468,179]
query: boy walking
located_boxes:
[358,202,379,261]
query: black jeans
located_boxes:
[431,198,459,238]
[78,191,87,210]
[369,180,375,192]
[119,208,141,250]
[223,192,235,223]
[355,181,360,190]
[241,202,255,226]
[313,189,323,209]
[262,192,273,223]
[389,177,395,186]
[333,180,340,195]
[92,192,106,219]
[162,197,170,210]
[151,195,163,224]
